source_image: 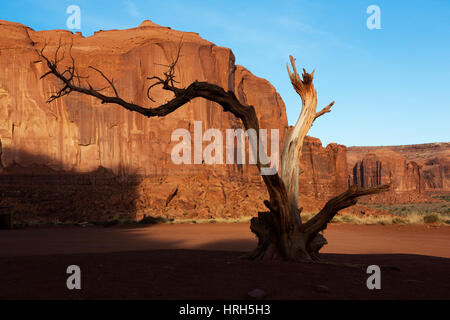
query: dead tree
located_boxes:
[36,43,389,261]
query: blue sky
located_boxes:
[1,0,449,146]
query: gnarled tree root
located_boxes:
[248,184,391,262]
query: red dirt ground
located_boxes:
[0,223,449,299]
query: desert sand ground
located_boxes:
[0,223,449,299]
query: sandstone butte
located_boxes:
[0,20,448,222]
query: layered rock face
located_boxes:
[0,20,291,222]
[348,143,450,202]
[0,20,287,177]
[0,20,448,223]
[299,137,348,200]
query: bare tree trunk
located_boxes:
[248,56,389,261]
[36,44,390,262]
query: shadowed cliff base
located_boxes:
[1,148,448,225]
[0,148,141,225]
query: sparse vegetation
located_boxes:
[433,195,450,202]
[423,214,439,224]
[166,216,253,224]
[138,215,169,225]
[364,201,450,215]
[135,211,450,226]
[11,210,450,228]
[299,211,450,226]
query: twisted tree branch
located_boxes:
[36,41,390,261]
[301,184,391,238]
[35,41,290,234]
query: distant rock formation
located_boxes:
[348,143,450,202]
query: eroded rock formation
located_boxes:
[0,20,448,222]
[0,19,287,177]
[348,143,450,202]
[299,137,348,200]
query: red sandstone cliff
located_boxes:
[0,19,287,177]
[299,137,348,200]
[348,143,450,202]
[0,20,448,223]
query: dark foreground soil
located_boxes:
[0,224,449,299]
